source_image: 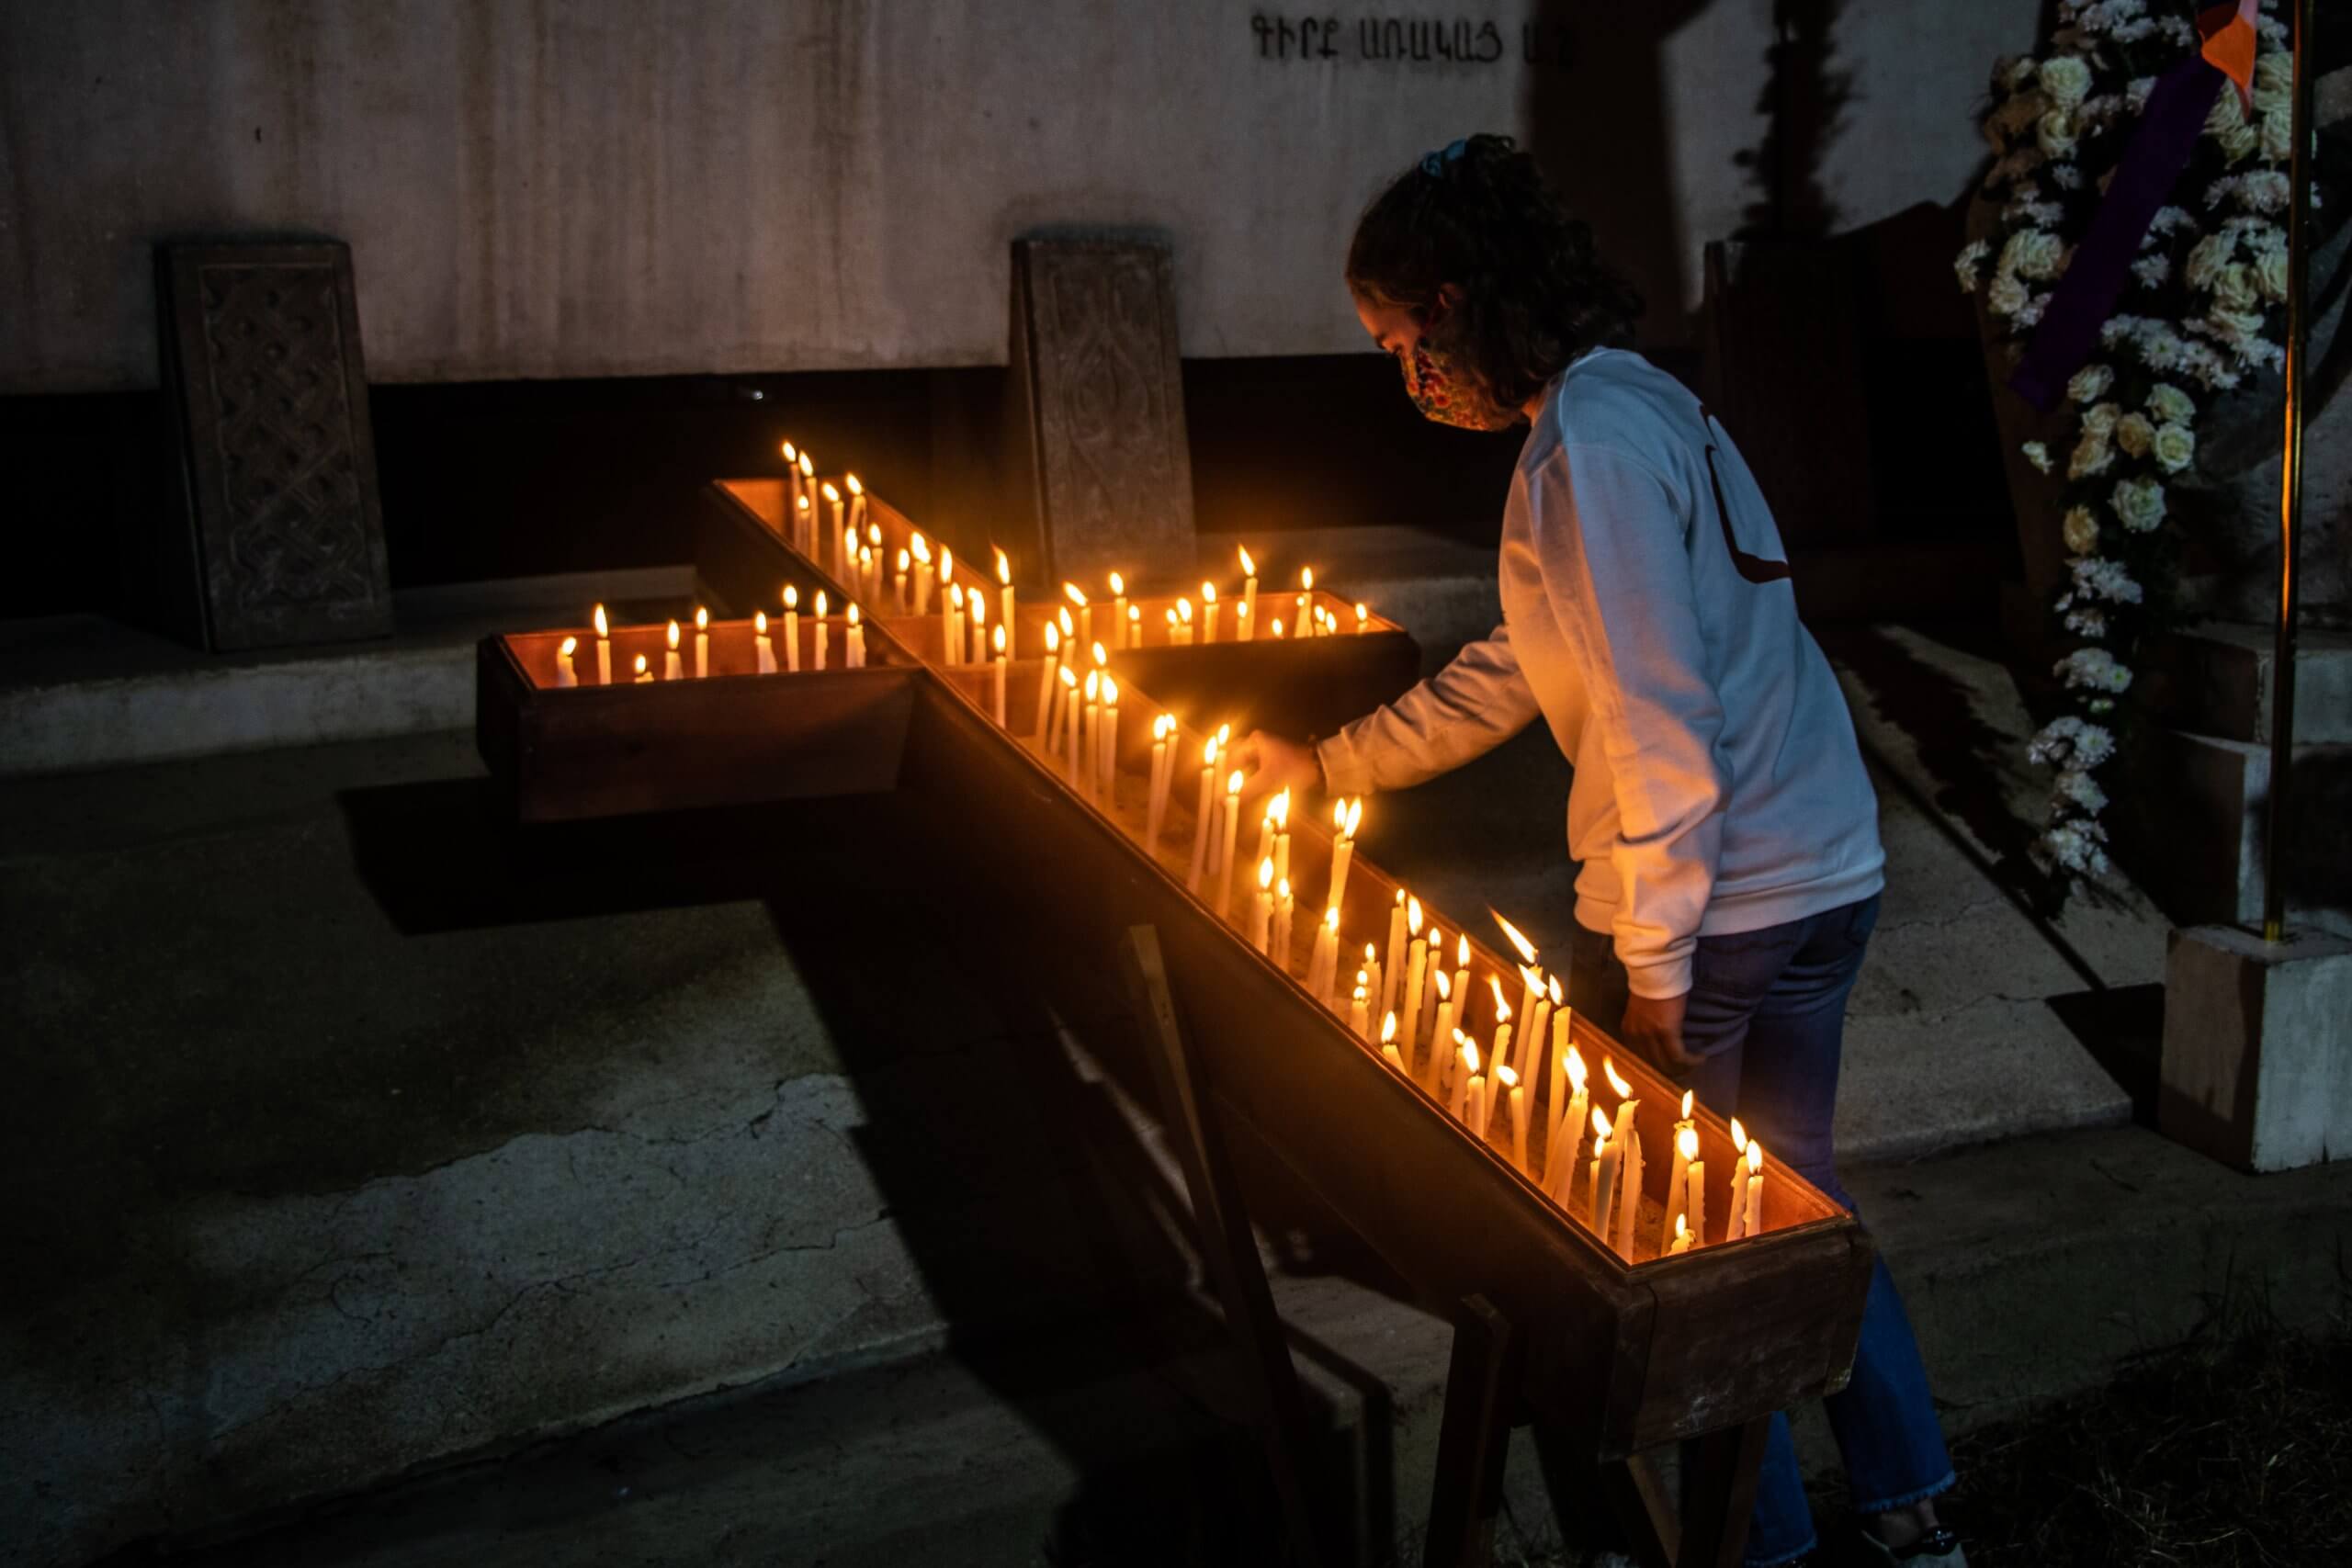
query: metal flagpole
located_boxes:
[2263,0,2314,944]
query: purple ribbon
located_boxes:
[2007,54,2226,411]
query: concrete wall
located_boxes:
[0,0,2039,392]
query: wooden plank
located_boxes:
[1421,1296,1521,1568]
[154,241,393,651]
[1674,1416,1771,1568]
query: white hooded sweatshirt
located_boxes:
[1317,347,1883,999]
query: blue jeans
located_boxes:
[1570,894,1953,1566]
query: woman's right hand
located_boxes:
[1231,729,1323,811]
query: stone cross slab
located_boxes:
[1006,231,1196,588]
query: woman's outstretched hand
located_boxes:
[1620,990,1695,1073]
[1230,729,1322,812]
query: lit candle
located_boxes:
[1046,642,1073,754]
[1382,890,1408,1022]
[867,519,884,586]
[1185,734,1220,892]
[1248,856,1274,953]
[859,545,876,606]
[1127,603,1140,647]
[782,586,801,672]
[1549,1045,1589,1191]
[1348,981,1368,1041]
[798,450,816,545]
[1355,602,1370,635]
[1295,567,1313,632]
[1661,1117,1695,1257]
[1487,976,1514,1082]
[1271,617,1284,639]
[1329,797,1362,914]
[1547,978,1571,1133]
[812,591,829,671]
[1034,622,1060,746]
[754,612,776,674]
[693,607,709,678]
[1307,905,1340,1004]
[1272,876,1295,967]
[1144,714,1172,844]
[1587,1110,1615,1233]
[1451,1034,1479,1124]
[556,635,579,687]
[1271,789,1292,888]
[1080,668,1100,795]
[1520,970,1551,1100]
[782,439,800,520]
[967,588,988,666]
[664,620,684,681]
[1743,1139,1765,1238]
[1216,769,1243,918]
[1668,1213,1693,1255]
[1065,667,1085,785]
[1380,1010,1403,1072]
[796,492,813,556]
[845,472,867,538]
[1100,675,1120,808]
[1429,970,1457,1081]
[1449,934,1471,1035]
[938,547,956,612]
[1065,582,1091,652]
[1604,1056,1639,1155]
[1616,1128,1644,1258]
[1202,582,1219,643]
[1361,944,1382,1030]
[1725,1120,1751,1241]
[1500,1065,1527,1168]
[821,481,844,570]
[995,547,1014,649]
[1399,897,1428,1078]
[1163,606,1179,646]
[1683,1132,1707,1247]
[945,583,964,667]
[1419,926,1445,1060]
[632,653,652,683]
[1234,601,1249,638]
[1238,546,1258,640]
[895,548,910,614]
[992,624,1009,725]
[593,604,612,684]
[844,604,865,669]
[1489,911,1542,1047]
[1174,597,1193,646]
[910,534,933,616]
[1108,571,1126,649]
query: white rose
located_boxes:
[2062,505,2100,554]
[2151,423,2196,474]
[2039,54,2093,107]
[2037,108,2080,161]
[2115,412,2154,457]
[2147,383,2195,424]
[2070,431,2115,479]
[2022,440,2053,474]
[2067,363,2115,403]
[2081,400,2120,437]
[2211,263,2260,314]
[1987,272,2030,317]
[2111,477,2167,532]
[2255,245,2289,301]
[2187,232,2233,290]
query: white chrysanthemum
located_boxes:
[2152,423,2195,474]
[2062,505,2100,554]
[2002,229,2066,281]
[2070,555,2144,604]
[2041,820,2112,876]
[2057,769,2109,814]
[2067,364,2115,403]
[2132,254,2172,288]
[1987,271,2030,317]
[2156,14,2193,46]
[2056,646,2133,693]
[2049,162,2084,190]
[2022,441,2054,474]
[2111,477,2166,533]
[2255,246,2288,301]
[2147,206,2197,238]
[2262,104,2293,163]
[2030,716,2118,769]
[2065,604,2109,637]
[2256,16,2287,47]
[2147,383,2195,424]
[2134,324,2187,371]
[2186,231,2234,289]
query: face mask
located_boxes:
[1398,329,1520,432]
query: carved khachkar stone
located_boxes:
[156,243,393,650]
[1007,231,1196,587]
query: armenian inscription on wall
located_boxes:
[1250,14,1577,66]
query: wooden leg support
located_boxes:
[1674,1416,1771,1568]
[1121,926,1327,1568]
[1421,1294,1521,1568]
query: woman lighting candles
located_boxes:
[1229,135,1960,1568]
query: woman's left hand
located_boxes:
[1230,729,1323,811]
[1620,990,1695,1073]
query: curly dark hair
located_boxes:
[1346,134,1645,412]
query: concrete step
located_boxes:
[2142,620,2352,746]
[116,1123,2352,1568]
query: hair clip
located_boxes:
[1419,138,1471,178]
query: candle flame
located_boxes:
[846,604,860,626]
[994,547,1012,585]
[1381,1010,1397,1043]
[939,547,952,579]
[1058,606,1073,636]
[1602,1057,1633,1098]
[1407,896,1423,935]
[593,604,609,637]
[1325,904,1340,931]
[1489,975,1510,1020]
[1497,1064,1519,1089]
[1216,723,1231,744]
[783,585,798,610]
[1177,597,1193,624]
[797,493,810,514]
[1128,604,1139,625]
[1103,676,1119,705]
[860,546,873,570]
[559,635,578,657]
[951,582,965,609]
[1455,933,1469,968]
[1521,964,1544,993]
[754,612,768,634]
[1091,640,1107,668]
[869,523,882,548]
[1433,969,1451,1001]
[633,653,648,675]
[1271,788,1290,827]
[1677,1125,1699,1162]
[1566,1045,1587,1091]
[1680,1089,1694,1119]
[993,623,1007,653]
[1227,769,1243,795]
[1356,603,1369,626]
[1730,1118,1748,1153]
[1344,797,1363,838]
[1238,545,1256,576]
[1489,908,1541,965]
[1203,735,1218,765]
[968,590,986,624]
[896,547,910,571]
[1059,665,1078,689]
[1108,570,1124,595]
[1258,856,1273,890]
[1353,983,1367,1001]
[1747,1140,1764,1174]
[1592,1106,1611,1138]
[667,619,681,650]
[1271,618,1283,637]
[1155,713,1172,740]
[694,606,708,632]
[1461,1040,1479,1074]
[1064,582,1087,607]
[821,481,841,502]
[782,440,797,462]
[814,591,828,618]
[1549,974,1564,1006]
[1044,622,1059,655]
[1301,567,1314,591]
[798,452,813,478]
[845,472,863,496]
[1084,669,1099,699]
[1202,581,1216,604]
[1277,877,1290,901]
[1675,1212,1689,1242]
[910,535,931,563]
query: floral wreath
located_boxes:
[1955,0,2312,890]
